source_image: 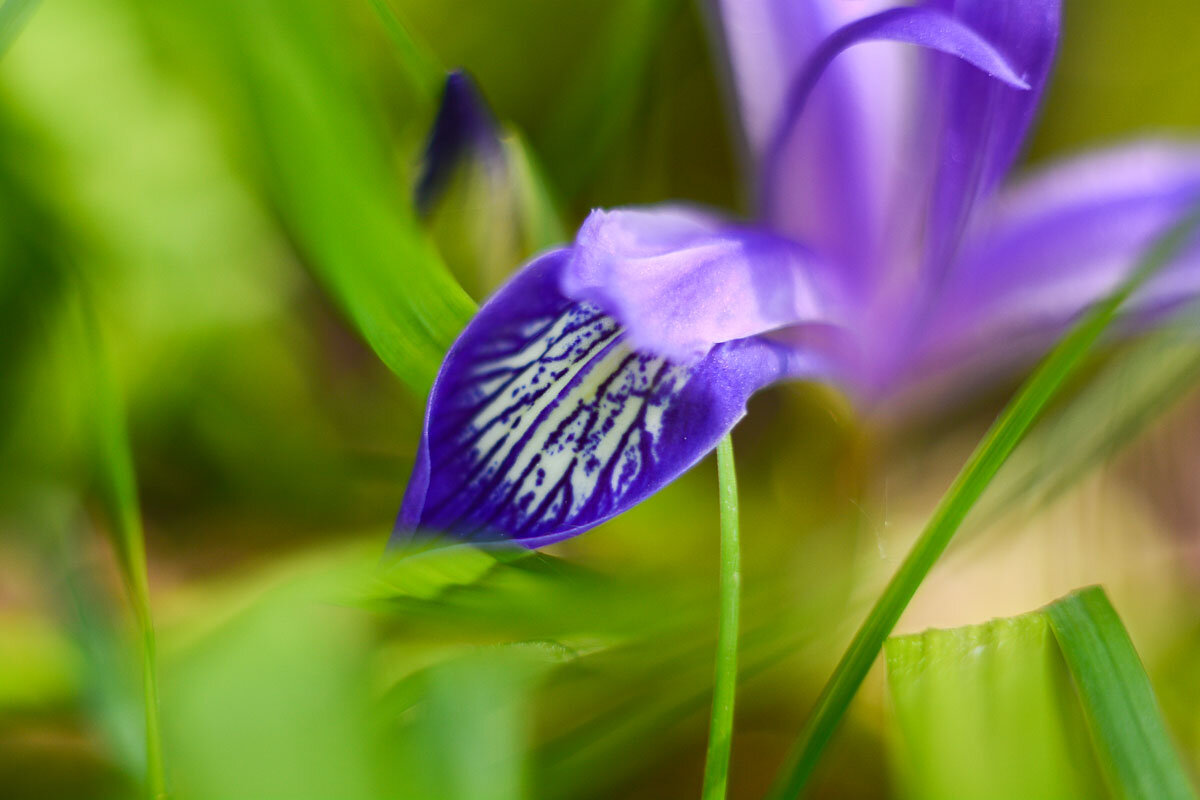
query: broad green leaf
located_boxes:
[1048,587,1198,800]
[886,589,1196,800]
[767,207,1200,798]
[886,611,1104,799]
[160,543,571,800]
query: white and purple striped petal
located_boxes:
[395,239,836,547]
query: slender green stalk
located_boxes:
[702,435,741,800]
[767,208,1200,799]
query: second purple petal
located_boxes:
[922,141,1200,379]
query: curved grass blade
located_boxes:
[701,434,741,800]
[972,302,1200,536]
[77,297,167,799]
[162,0,475,395]
[1047,587,1198,800]
[767,207,1200,799]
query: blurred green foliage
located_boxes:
[2,0,1200,798]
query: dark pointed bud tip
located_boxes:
[415,69,503,215]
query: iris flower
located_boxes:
[395,0,1200,548]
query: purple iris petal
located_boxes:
[415,70,504,215]
[921,141,1200,374]
[767,4,1031,190]
[711,0,909,288]
[398,0,1200,547]
[561,206,849,362]
[920,0,1060,276]
[394,249,829,547]
[762,5,1032,289]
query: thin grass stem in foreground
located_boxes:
[701,434,741,800]
[767,207,1200,799]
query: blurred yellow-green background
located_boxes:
[3,0,1200,797]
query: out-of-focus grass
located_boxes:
[137,0,475,395]
[1,0,1200,798]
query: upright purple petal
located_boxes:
[709,0,908,289]
[395,248,832,548]
[920,0,1061,277]
[561,206,849,362]
[762,5,1034,291]
[920,142,1200,378]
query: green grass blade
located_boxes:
[702,434,741,800]
[1047,587,1198,800]
[767,207,1200,799]
[161,0,475,395]
[78,300,167,799]
[972,300,1200,535]
[886,610,1103,799]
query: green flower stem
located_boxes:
[767,207,1200,799]
[702,434,741,800]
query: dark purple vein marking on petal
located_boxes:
[428,309,622,467]
[419,293,695,540]
[570,357,676,530]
